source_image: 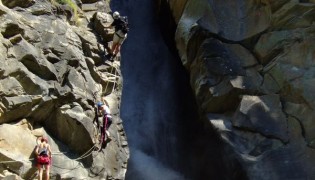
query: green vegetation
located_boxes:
[53,0,79,25]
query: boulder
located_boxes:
[261,63,286,94]
[8,39,58,80]
[45,103,95,156]
[4,59,50,95]
[232,94,288,142]
[2,0,35,8]
[175,0,271,62]
[195,38,246,76]
[198,0,271,41]
[208,113,283,156]
[284,102,315,147]
[1,170,22,180]
[0,4,8,16]
[26,0,53,16]
[0,77,25,96]
[0,96,32,124]
[272,2,315,30]
[81,0,98,4]
[0,21,24,39]
[0,123,37,178]
[0,34,7,76]
[245,117,315,180]
[64,68,96,100]
[75,28,105,65]
[94,12,115,42]
[269,0,291,13]
[28,96,56,122]
[190,38,257,112]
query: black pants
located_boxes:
[101,115,112,142]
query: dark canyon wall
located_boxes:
[164,0,315,179]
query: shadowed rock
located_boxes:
[233,94,289,142]
[164,0,315,179]
[0,96,32,124]
[2,0,35,8]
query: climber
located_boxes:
[35,137,52,180]
[106,11,129,61]
[96,100,113,146]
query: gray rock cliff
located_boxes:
[0,0,128,179]
[164,0,315,179]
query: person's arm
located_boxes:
[110,19,117,28]
[35,145,39,156]
[102,97,109,107]
[104,105,111,115]
[47,144,52,158]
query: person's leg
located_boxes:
[105,130,110,138]
[111,42,118,55]
[111,34,119,55]
[113,35,127,56]
[100,125,105,142]
[104,116,109,141]
[106,117,112,129]
[45,165,50,180]
[113,44,121,56]
[105,117,112,139]
[38,166,43,180]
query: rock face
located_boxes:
[0,0,128,179]
[165,0,315,179]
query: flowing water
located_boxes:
[111,0,247,179]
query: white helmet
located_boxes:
[113,11,120,19]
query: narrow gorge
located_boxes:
[119,0,315,179]
[1,0,315,180]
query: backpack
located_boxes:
[117,16,129,34]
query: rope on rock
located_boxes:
[102,61,118,96]
[0,145,96,164]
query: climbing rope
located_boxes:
[72,143,98,161]
[0,137,98,164]
[0,146,97,164]
[0,152,65,164]
[101,61,119,96]
[111,63,118,94]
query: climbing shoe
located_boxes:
[105,53,112,59]
[106,137,112,143]
[109,54,117,62]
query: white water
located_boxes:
[111,0,192,179]
[110,1,249,179]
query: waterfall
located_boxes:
[111,0,247,179]
[111,0,192,179]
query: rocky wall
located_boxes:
[166,0,315,179]
[0,0,128,179]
